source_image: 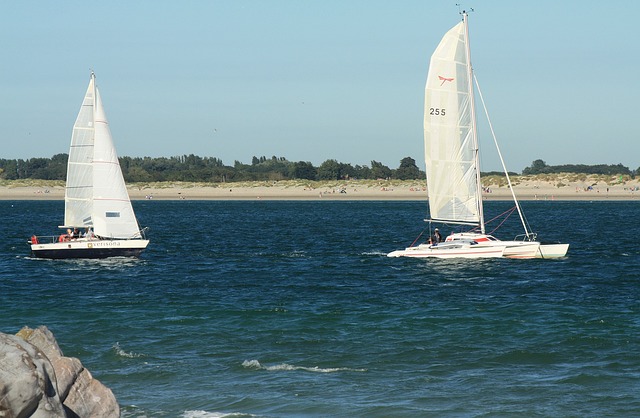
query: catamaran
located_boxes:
[29,72,149,259]
[388,11,568,260]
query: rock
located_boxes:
[16,325,64,362]
[0,326,120,418]
[15,327,83,402]
[64,369,121,417]
[51,356,83,402]
[0,332,66,417]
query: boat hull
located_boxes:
[387,243,506,259]
[445,233,568,259]
[536,243,570,259]
[30,239,149,259]
[498,242,541,259]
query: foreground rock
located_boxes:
[0,325,119,417]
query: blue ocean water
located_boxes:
[1,199,640,417]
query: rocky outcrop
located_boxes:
[0,326,119,418]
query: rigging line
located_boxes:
[484,206,517,226]
[487,208,516,235]
[409,227,429,248]
[474,74,533,238]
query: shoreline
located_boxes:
[1,178,640,201]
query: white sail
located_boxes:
[64,73,141,239]
[423,20,481,225]
[64,76,96,229]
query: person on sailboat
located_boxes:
[59,229,72,242]
[433,228,443,243]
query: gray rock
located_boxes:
[16,325,63,362]
[64,368,121,418]
[0,326,120,418]
[0,332,66,417]
[16,327,82,402]
[51,356,83,402]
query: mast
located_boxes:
[90,70,96,104]
[462,10,485,234]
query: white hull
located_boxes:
[498,241,541,259]
[445,233,540,259]
[474,239,568,259]
[536,243,569,259]
[387,242,506,259]
[446,232,570,259]
[30,238,149,259]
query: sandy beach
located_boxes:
[2,176,640,201]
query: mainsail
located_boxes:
[423,19,483,228]
[64,73,141,239]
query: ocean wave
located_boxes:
[113,342,144,358]
[183,411,256,418]
[242,359,366,373]
[360,250,388,256]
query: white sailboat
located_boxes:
[388,11,568,260]
[29,72,149,259]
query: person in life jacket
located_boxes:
[59,229,72,242]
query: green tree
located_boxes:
[290,161,317,180]
[370,160,392,179]
[125,166,153,182]
[338,162,356,180]
[522,159,548,175]
[0,160,18,180]
[317,159,341,180]
[395,157,421,180]
[48,153,68,180]
[353,164,371,179]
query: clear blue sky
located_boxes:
[2,0,638,172]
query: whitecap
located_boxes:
[361,250,387,256]
[113,342,143,358]
[242,359,366,373]
[183,411,256,418]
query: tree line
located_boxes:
[0,155,635,183]
[521,159,634,176]
[0,154,424,182]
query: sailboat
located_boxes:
[388,11,568,259]
[29,72,149,259]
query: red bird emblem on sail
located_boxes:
[438,75,454,86]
